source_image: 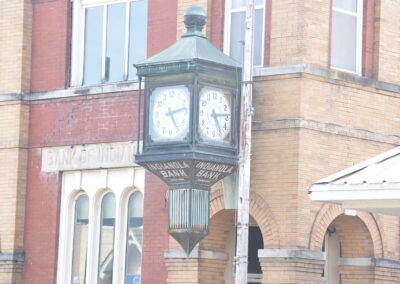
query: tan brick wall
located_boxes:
[269,0,330,67]
[0,102,29,252]
[259,257,325,284]
[0,0,32,94]
[374,0,400,85]
[0,261,24,284]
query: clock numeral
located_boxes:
[213,92,217,100]
[157,101,163,107]
[224,104,228,111]
[223,123,227,130]
[202,100,206,107]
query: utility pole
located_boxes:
[235,0,254,283]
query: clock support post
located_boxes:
[235,0,255,282]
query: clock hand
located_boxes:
[212,112,230,117]
[166,107,187,115]
[166,107,179,131]
[211,109,222,134]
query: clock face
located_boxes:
[198,87,232,143]
[149,85,190,142]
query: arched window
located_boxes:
[125,191,144,284]
[98,192,116,284]
[71,194,89,284]
[58,169,145,284]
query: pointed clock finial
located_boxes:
[183,6,207,36]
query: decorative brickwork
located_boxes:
[309,204,384,258]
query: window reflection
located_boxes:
[125,191,144,284]
[83,6,103,85]
[128,0,148,80]
[71,194,89,284]
[98,193,116,284]
[106,3,126,82]
[229,0,264,66]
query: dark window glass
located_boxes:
[248,226,263,274]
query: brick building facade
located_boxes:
[1,0,400,283]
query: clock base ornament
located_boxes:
[168,186,210,255]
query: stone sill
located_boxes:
[2,64,400,102]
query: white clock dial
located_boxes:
[198,87,232,142]
[150,85,190,141]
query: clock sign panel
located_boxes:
[149,85,190,142]
[198,87,232,143]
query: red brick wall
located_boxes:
[28,92,138,148]
[24,91,169,284]
[142,172,169,284]
[210,0,225,49]
[23,149,61,284]
[31,0,70,92]
[148,0,178,57]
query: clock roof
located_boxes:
[135,6,241,74]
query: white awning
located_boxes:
[309,146,400,216]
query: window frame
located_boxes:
[70,0,146,87]
[56,168,145,284]
[330,0,363,75]
[223,0,266,67]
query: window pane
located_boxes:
[232,0,263,9]
[125,192,144,284]
[230,11,245,64]
[128,0,148,80]
[333,0,357,12]
[231,0,246,9]
[71,195,89,284]
[106,3,126,82]
[98,193,116,284]
[331,11,357,72]
[253,8,263,66]
[83,6,103,85]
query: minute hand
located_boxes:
[166,107,187,116]
[211,109,222,134]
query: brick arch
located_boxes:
[309,204,384,258]
[210,189,280,249]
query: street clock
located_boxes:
[134,5,242,255]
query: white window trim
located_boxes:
[70,0,144,87]
[331,0,363,75]
[56,167,145,284]
[223,0,266,67]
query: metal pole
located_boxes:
[235,0,254,283]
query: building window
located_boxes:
[331,0,363,74]
[125,191,144,284]
[71,194,89,284]
[71,0,148,86]
[224,0,265,66]
[57,168,145,284]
